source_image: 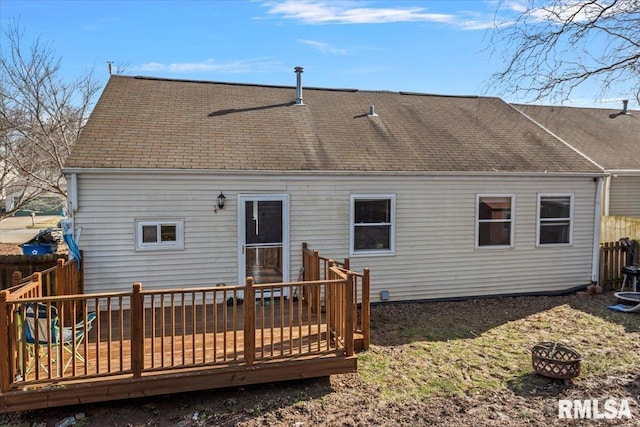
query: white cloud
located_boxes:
[298,39,347,55]
[133,59,281,73]
[260,0,497,30]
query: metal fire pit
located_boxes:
[531,342,581,380]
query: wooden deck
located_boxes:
[0,257,369,413]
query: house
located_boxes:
[513,103,640,218]
[63,69,605,303]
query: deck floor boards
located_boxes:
[14,300,337,386]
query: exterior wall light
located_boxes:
[217,192,226,210]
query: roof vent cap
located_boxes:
[295,66,304,105]
[368,105,378,117]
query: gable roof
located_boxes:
[66,75,602,174]
[514,103,640,171]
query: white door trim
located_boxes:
[237,194,290,290]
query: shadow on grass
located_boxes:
[507,372,640,401]
[369,291,638,346]
[567,293,640,333]
[507,372,575,398]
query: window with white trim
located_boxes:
[350,195,395,256]
[135,219,184,251]
[476,195,514,248]
[537,194,573,245]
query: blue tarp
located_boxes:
[60,219,81,269]
[607,303,640,313]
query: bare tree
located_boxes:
[489,0,640,104]
[0,20,100,219]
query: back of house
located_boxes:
[64,70,605,302]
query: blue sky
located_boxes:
[1,0,636,109]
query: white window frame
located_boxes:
[350,194,396,257]
[475,194,515,249]
[536,194,574,246]
[135,219,185,251]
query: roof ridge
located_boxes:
[116,74,359,93]
[115,74,486,98]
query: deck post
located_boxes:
[32,272,42,297]
[12,271,22,287]
[55,259,66,296]
[131,282,143,378]
[244,277,255,366]
[344,273,354,357]
[327,260,336,330]
[312,250,320,281]
[0,291,11,392]
[362,268,370,351]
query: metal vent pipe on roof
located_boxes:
[622,99,628,114]
[368,105,378,117]
[295,66,304,105]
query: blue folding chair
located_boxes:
[23,303,96,375]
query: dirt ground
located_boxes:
[1,242,638,426]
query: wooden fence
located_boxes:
[5,258,83,298]
[599,240,639,290]
[601,216,640,243]
[0,254,68,290]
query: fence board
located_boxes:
[601,216,640,243]
[0,254,67,289]
[599,240,639,291]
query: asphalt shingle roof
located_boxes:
[514,103,640,171]
[66,75,602,174]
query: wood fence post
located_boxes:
[131,282,143,378]
[312,250,320,281]
[32,272,42,297]
[244,277,255,366]
[55,259,66,297]
[302,243,308,280]
[362,268,370,351]
[344,273,354,357]
[12,271,22,286]
[0,290,11,392]
[327,260,335,328]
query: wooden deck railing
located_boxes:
[7,257,82,297]
[301,243,370,350]
[0,272,358,393]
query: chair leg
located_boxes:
[62,339,89,373]
[25,345,52,375]
[620,274,628,292]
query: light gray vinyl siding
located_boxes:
[73,172,598,302]
[608,175,640,216]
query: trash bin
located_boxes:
[20,228,60,255]
[20,243,58,255]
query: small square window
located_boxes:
[136,219,184,251]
